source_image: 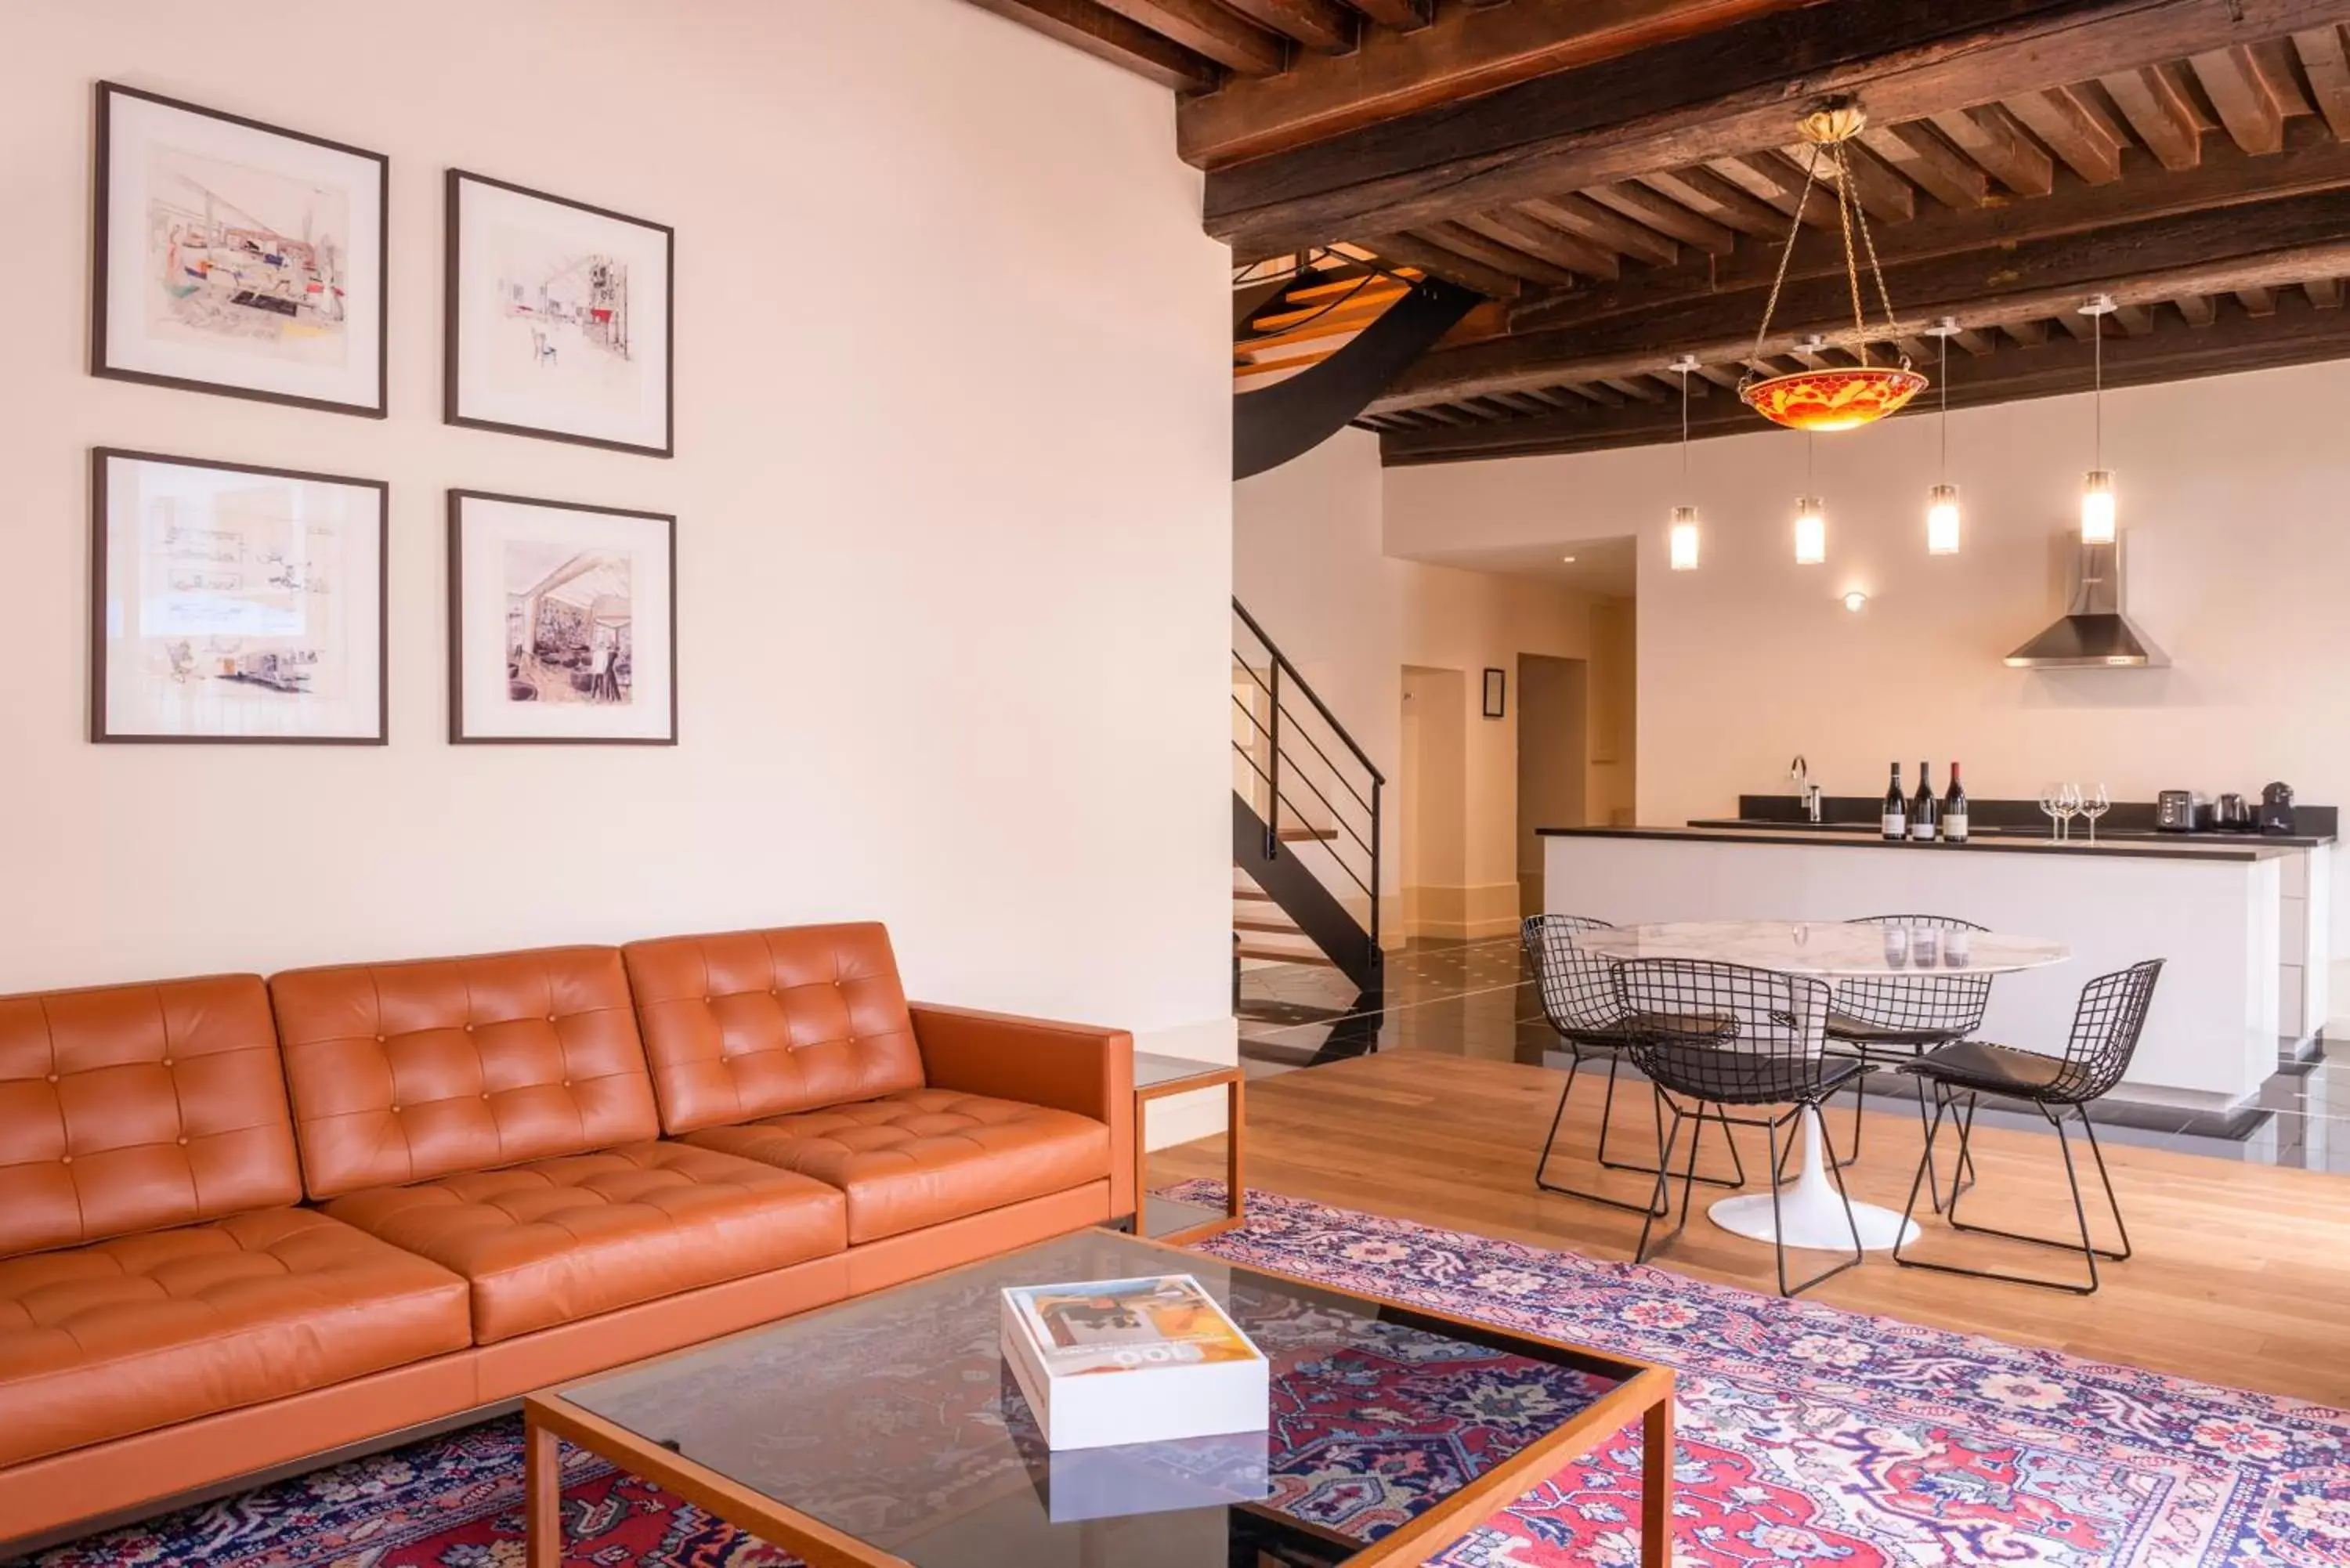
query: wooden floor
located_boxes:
[1157,1050,2350,1409]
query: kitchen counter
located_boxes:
[1531,823,2320,862]
[1541,823,2332,1110]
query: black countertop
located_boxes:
[1536,824,2320,862]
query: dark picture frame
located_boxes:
[1482,667,1506,719]
[447,489,679,745]
[444,169,675,457]
[91,447,390,744]
[91,82,390,417]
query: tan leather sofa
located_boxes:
[0,923,1133,1551]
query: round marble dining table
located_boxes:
[1567,919,2072,1252]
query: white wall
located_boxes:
[1235,429,1607,938]
[2,0,1238,1060]
[1387,356,2350,954]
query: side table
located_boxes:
[1133,1050,1244,1243]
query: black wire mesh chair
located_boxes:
[1615,959,1867,1297]
[1522,916,1747,1217]
[1823,914,1995,1209]
[1893,959,2164,1295]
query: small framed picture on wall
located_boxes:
[445,170,674,456]
[448,490,678,744]
[1482,667,1506,719]
[91,448,389,743]
[92,82,389,417]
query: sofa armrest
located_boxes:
[909,1003,1135,1218]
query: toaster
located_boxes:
[2154,790,2205,832]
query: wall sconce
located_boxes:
[1842,590,1869,612]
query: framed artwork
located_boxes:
[92,82,388,417]
[445,170,674,456]
[1482,667,1506,719]
[448,490,677,744]
[91,448,388,743]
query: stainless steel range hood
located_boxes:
[2005,536,2167,669]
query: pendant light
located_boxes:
[1925,317,1962,555]
[2079,294,2118,543]
[1793,435,1826,564]
[1738,101,1927,432]
[1668,354,1701,570]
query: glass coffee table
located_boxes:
[525,1229,1673,1567]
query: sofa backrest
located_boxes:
[621,923,924,1133]
[0,974,301,1258]
[270,945,659,1199]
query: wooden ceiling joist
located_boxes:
[1200,0,2350,258]
[1368,186,2350,413]
[1506,119,2350,336]
[1379,290,2350,462]
[1215,0,1359,54]
[2100,63,2207,168]
[1178,0,1817,166]
[964,0,1220,89]
[1090,0,1289,73]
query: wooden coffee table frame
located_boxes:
[523,1232,1676,1568]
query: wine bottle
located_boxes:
[1882,763,1907,840]
[1944,762,1969,844]
[1911,761,1940,842]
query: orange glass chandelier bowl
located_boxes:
[1737,99,1925,434]
[1741,363,1928,432]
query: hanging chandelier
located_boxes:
[1738,101,1927,433]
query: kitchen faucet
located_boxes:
[1790,755,1823,822]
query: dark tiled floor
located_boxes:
[1236,936,2350,1174]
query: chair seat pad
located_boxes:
[324,1142,847,1343]
[1908,1039,2071,1097]
[682,1089,1112,1245]
[1640,1044,1865,1106]
[0,1209,471,1467]
[1825,1012,1963,1049]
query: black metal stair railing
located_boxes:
[1231,597,1383,992]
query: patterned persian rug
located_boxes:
[9,1187,2346,1568]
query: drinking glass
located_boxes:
[2040,782,2068,841]
[2055,784,2084,840]
[1882,925,1909,970]
[2082,783,2112,843]
[1943,927,1972,967]
[1909,921,1940,966]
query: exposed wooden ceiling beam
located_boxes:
[1371,186,2350,410]
[1452,209,1620,279]
[1217,0,1360,53]
[2007,85,2127,184]
[2099,63,2205,169]
[1584,181,1738,254]
[1517,193,1680,266]
[1380,291,2350,461]
[1179,0,1816,166]
[1087,0,1288,73]
[2312,276,2347,307]
[1928,103,2056,197]
[1358,231,1526,296]
[962,0,1221,90]
[1857,120,1990,209]
[2172,292,2218,324]
[2292,25,2350,137]
[2189,44,2287,153]
[1509,118,2350,334]
[1202,0,2349,258]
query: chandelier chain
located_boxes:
[1835,146,1870,367]
[1850,155,1905,361]
[1741,140,1828,378]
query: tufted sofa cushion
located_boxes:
[0,974,301,1259]
[0,1207,471,1467]
[320,1141,848,1342]
[270,946,660,1199]
[622,924,926,1133]
[682,1088,1110,1244]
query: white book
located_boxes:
[1000,1274,1269,1451]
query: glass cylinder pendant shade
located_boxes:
[2081,469,2117,543]
[1792,497,1826,565]
[1927,483,1961,555]
[1668,505,1701,570]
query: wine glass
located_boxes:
[2040,782,2068,841]
[2081,783,2112,843]
[2055,783,2084,840]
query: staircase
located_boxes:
[1231,598,1383,1002]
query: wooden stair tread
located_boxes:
[1233,916,1304,934]
[1276,826,1339,842]
[1233,887,1274,901]
[1235,945,1338,967]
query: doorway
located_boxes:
[1517,654,1589,914]
[1400,666,1466,938]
